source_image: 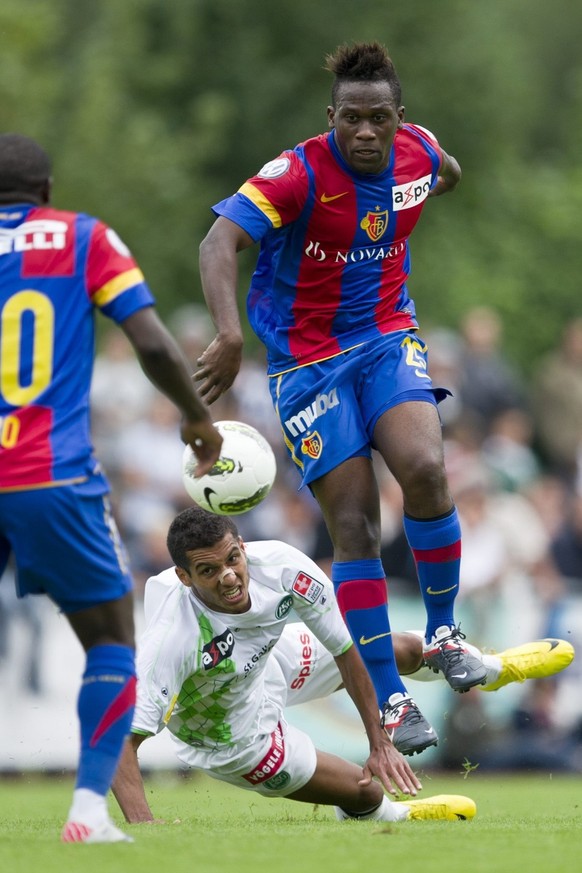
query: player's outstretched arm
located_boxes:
[121,307,222,476]
[112,734,156,824]
[334,645,422,797]
[196,217,254,404]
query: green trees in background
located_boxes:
[1,0,580,369]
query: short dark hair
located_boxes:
[167,507,239,569]
[325,41,402,107]
[0,133,52,203]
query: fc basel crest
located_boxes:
[360,208,388,242]
[300,432,322,459]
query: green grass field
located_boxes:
[1,771,580,873]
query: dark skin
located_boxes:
[6,180,223,651]
[327,80,405,175]
[196,80,461,563]
[67,592,135,651]
[196,81,460,401]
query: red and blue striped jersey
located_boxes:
[0,204,154,490]
[213,124,442,375]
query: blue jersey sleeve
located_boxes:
[212,193,278,243]
[99,285,155,323]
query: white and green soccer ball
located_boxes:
[182,420,277,516]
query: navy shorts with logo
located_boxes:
[269,330,448,487]
[0,476,132,613]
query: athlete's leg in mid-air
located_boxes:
[311,457,412,711]
[373,401,488,694]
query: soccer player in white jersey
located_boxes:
[112,507,573,825]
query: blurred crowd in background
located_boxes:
[2,304,582,772]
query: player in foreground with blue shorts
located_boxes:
[111,508,573,826]
[0,134,222,843]
[195,42,480,755]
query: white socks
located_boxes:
[335,795,409,823]
[66,788,109,827]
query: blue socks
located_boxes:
[330,511,462,704]
[403,508,461,642]
[332,559,407,707]
[76,644,136,796]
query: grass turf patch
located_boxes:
[0,771,580,873]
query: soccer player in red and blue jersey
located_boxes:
[0,134,222,843]
[196,42,487,757]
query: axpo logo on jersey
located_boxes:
[201,629,235,670]
[392,174,432,211]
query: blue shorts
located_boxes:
[0,477,133,614]
[269,331,449,487]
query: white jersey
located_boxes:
[132,540,352,770]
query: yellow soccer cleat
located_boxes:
[394,794,476,821]
[481,638,575,692]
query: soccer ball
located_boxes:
[182,420,277,516]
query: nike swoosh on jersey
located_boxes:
[320,191,349,202]
[426,584,458,595]
[359,631,392,645]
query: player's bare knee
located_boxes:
[399,456,451,512]
[326,511,381,557]
[67,595,135,651]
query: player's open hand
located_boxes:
[359,737,422,797]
